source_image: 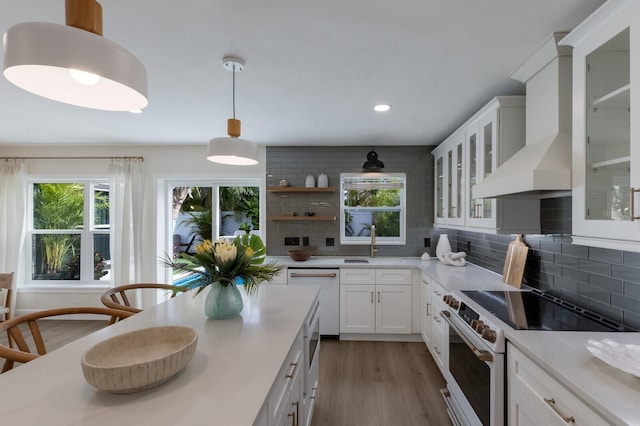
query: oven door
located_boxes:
[442,311,504,426]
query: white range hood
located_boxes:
[473,33,573,199]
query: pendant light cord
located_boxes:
[232,63,236,120]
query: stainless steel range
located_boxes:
[439,289,634,426]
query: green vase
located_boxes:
[203,280,244,320]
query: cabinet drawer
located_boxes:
[375,269,411,285]
[269,331,303,424]
[340,268,376,285]
[508,344,609,426]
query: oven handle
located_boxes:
[290,273,337,278]
[441,311,493,363]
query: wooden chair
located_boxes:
[101,283,184,314]
[0,273,14,322]
[0,306,133,373]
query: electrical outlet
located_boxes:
[424,237,431,248]
[284,237,300,246]
[303,237,309,246]
[325,237,334,247]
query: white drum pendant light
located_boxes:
[207,56,258,166]
[3,0,148,111]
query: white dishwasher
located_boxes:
[288,268,340,337]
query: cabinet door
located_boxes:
[421,274,432,346]
[467,114,498,229]
[375,284,411,334]
[446,133,466,226]
[434,151,446,224]
[568,2,640,250]
[340,284,375,333]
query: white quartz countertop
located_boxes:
[416,259,640,426]
[270,255,640,424]
[0,284,320,425]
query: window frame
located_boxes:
[26,178,111,288]
[164,176,264,258]
[340,172,406,245]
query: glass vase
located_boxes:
[203,280,244,320]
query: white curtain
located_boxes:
[110,158,144,286]
[0,159,27,314]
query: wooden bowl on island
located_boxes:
[287,249,314,261]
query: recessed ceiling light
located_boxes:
[374,104,391,112]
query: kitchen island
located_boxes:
[0,284,319,425]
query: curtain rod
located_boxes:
[0,156,143,161]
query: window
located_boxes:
[29,181,110,285]
[170,179,261,256]
[340,173,406,245]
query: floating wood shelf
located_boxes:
[268,215,336,221]
[267,187,336,193]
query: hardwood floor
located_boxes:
[1,322,451,426]
[0,320,106,359]
[311,340,451,426]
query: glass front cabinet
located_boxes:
[561,0,640,252]
[432,96,538,234]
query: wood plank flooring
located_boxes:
[311,340,451,426]
[1,322,451,426]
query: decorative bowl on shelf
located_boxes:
[287,249,314,261]
[81,326,198,394]
[585,338,640,378]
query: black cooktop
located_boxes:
[462,289,635,332]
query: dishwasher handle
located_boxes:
[290,272,337,278]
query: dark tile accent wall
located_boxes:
[266,146,436,258]
[453,196,640,329]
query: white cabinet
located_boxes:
[560,0,640,252]
[268,330,304,426]
[432,96,539,234]
[340,269,412,335]
[429,280,448,376]
[420,272,432,346]
[507,343,609,426]
[434,130,465,226]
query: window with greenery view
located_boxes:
[29,181,110,284]
[171,181,261,258]
[340,173,406,245]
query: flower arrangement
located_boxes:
[164,234,281,295]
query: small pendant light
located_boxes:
[207,56,258,166]
[362,147,384,171]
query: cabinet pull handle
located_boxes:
[434,346,441,355]
[292,401,299,426]
[434,315,441,323]
[377,291,380,303]
[285,362,297,378]
[631,188,640,221]
[544,398,575,423]
[426,303,431,316]
[288,412,296,426]
[370,291,374,303]
[310,386,318,400]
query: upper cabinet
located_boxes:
[561,0,640,252]
[432,96,539,234]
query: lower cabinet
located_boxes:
[340,269,412,334]
[263,329,305,426]
[429,280,448,376]
[507,343,609,426]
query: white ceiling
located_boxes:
[0,0,605,148]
